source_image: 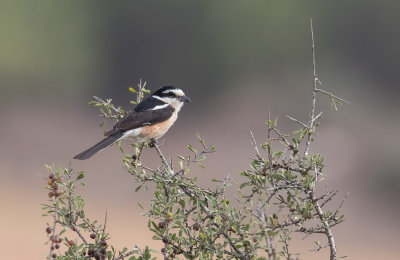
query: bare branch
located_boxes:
[72,224,89,247]
[304,18,318,157]
[286,115,308,128]
[93,96,120,113]
[151,139,172,174]
[137,79,145,103]
[311,242,330,252]
[315,88,350,104]
[102,211,108,236]
[311,111,324,124]
[250,130,262,159]
[313,193,337,260]
[48,204,58,258]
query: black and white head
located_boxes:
[152,86,191,111]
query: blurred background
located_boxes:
[1,0,399,259]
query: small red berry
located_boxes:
[68,240,74,246]
[53,236,61,244]
[158,221,166,229]
[100,240,107,247]
[192,223,200,231]
[90,233,96,239]
[51,253,57,258]
[46,227,52,234]
[48,191,55,198]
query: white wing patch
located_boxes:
[121,128,142,139]
[148,104,169,111]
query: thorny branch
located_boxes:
[304,18,348,157]
[238,19,348,260]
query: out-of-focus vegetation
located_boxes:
[1,0,400,103]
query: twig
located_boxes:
[151,139,172,174]
[113,247,139,260]
[48,204,58,259]
[313,163,319,185]
[102,211,108,236]
[332,191,350,219]
[311,111,323,124]
[250,130,262,159]
[315,88,350,104]
[313,196,337,260]
[93,96,120,113]
[319,189,339,208]
[304,18,318,157]
[311,242,329,252]
[338,191,350,211]
[72,224,89,247]
[137,79,145,103]
[286,116,308,128]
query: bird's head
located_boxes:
[152,86,191,111]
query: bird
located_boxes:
[73,86,191,160]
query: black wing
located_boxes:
[134,96,166,112]
[107,105,174,135]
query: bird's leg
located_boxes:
[148,138,156,148]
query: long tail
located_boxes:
[73,133,123,160]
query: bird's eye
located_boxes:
[168,92,175,97]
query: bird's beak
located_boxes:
[180,96,191,103]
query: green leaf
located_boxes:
[152,235,161,240]
[240,182,251,189]
[187,144,197,154]
[197,164,206,169]
[274,151,283,159]
[273,117,279,127]
[76,172,85,180]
